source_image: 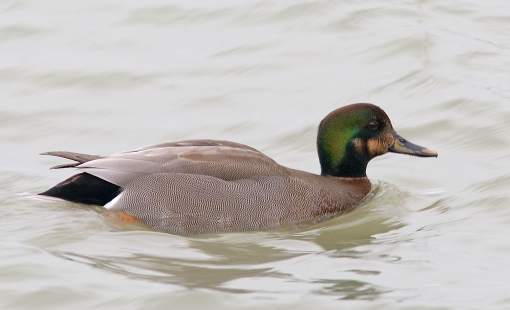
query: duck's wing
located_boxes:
[41,139,255,168]
[41,139,287,205]
[134,139,260,152]
[71,140,287,188]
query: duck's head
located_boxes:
[317,103,437,178]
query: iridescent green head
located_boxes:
[317,103,437,178]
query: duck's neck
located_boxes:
[318,141,369,178]
[317,118,370,178]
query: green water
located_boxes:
[1,1,510,309]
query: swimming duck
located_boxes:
[41,103,437,235]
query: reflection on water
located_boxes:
[1,0,510,309]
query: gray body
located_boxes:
[44,140,371,235]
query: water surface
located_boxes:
[1,1,510,309]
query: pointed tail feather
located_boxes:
[41,151,102,169]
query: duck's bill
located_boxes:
[389,133,438,157]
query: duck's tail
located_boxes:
[40,151,102,169]
[40,151,120,205]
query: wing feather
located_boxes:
[43,140,285,189]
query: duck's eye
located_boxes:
[367,120,379,131]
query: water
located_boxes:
[1,0,510,309]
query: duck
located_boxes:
[40,103,437,235]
